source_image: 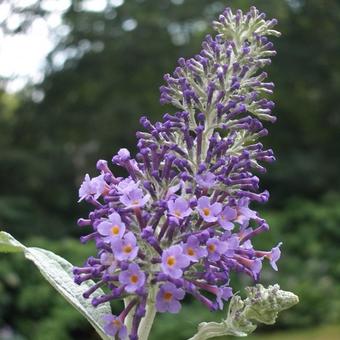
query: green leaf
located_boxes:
[0,231,112,340]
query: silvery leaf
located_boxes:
[0,231,112,340]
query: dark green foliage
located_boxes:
[264,194,340,328]
[0,0,340,338]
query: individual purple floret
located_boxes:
[100,251,117,274]
[78,173,107,202]
[196,172,216,189]
[167,197,192,221]
[268,242,282,271]
[233,198,258,227]
[103,314,128,339]
[218,206,237,230]
[182,235,207,262]
[117,178,140,193]
[197,196,222,223]
[161,245,190,278]
[112,232,139,261]
[119,263,146,293]
[216,286,233,310]
[156,282,185,313]
[97,212,126,243]
[74,6,282,340]
[255,242,282,271]
[120,188,150,208]
[206,237,228,261]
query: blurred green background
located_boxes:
[0,0,340,339]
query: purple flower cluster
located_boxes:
[74,7,282,340]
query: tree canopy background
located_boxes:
[0,0,339,339]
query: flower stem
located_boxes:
[138,287,157,340]
[124,297,135,333]
[187,322,238,340]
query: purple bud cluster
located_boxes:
[74,7,282,339]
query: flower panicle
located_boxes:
[74,7,281,340]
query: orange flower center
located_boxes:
[234,208,241,220]
[130,274,139,284]
[123,245,132,253]
[187,247,195,256]
[112,319,121,328]
[208,244,216,253]
[111,225,120,235]
[163,292,173,301]
[166,256,176,267]
[102,187,110,196]
[174,210,182,217]
[203,208,210,216]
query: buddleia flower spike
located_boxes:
[74,6,292,340]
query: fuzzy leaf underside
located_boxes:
[0,231,112,340]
